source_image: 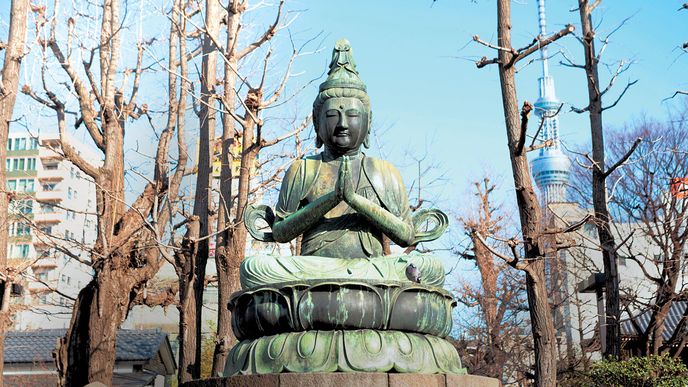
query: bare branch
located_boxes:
[237,0,285,60]
[601,79,638,112]
[472,35,514,53]
[603,137,641,178]
[516,101,533,156]
[542,214,592,235]
[514,25,575,65]
[261,113,311,148]
[529,103,564,148]
[526,139,554,153]
[588,0,602,13]
[474,232,526,270]
[663,90,688,102]
[475,56,501,68]
[570,104,591,114]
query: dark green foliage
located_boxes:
[581,355,688,387]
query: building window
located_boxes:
[27,158,36,170]
[13,158,24,171]
[5,158,9,171]
[29,138,38,150]
[44,163,58,170]
[12,244,30,258]
[37,272,48,280]
[6,180,16,191]
[18,179,34,192]
[40,203,55,212]
[15,200,33,214]
[13,138,26,151]
[67,187,73,199]
[42,183,56,191]
[40,226,52,235]
[14,223,30,236]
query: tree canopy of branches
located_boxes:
[473,0,576,384]
[175,0,312,382]
[568,0,640,359]
[607,109,688,357]
[23,0,188,383]
[457,177,530,384]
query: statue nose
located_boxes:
[338,113,349,129]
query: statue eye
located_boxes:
[346,109,360,117]
[325,110,339,118]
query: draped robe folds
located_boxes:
[241,153,446,289]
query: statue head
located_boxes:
[313,39,372,154]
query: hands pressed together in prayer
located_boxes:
[335,156,357,204]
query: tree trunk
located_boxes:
[496,0,558,384]
[177,217,200,383]
[181,0,221,380]
[0,1,29,383]
[59,260,134,385]
[577,0,621,359]
[211,1,242,375]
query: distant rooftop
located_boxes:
[5,328,172,365]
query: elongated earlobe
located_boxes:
[363,133,370,148]
[316,136,323,149]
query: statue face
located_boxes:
[318,97,368,153]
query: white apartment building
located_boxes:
[5,133,98,330]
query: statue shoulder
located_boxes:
[283,155,321,183]
[362,156,408,217]
[277,155,322,218]
[362,156,404,185]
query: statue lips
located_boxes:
[334,128,350,137]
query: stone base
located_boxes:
[182,373,501,387]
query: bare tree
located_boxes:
[606,112,688,356]
[0,0,29,383]
[474,1,575,383]
[211,0,311,373]
[172,0,313,379]
[457,177,530,384]
[23,0,189,383]
[568,0,640,359]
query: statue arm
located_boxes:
[339,156,414,246]
[271,192,340,243]
[347,193,415,247]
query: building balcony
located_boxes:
[7,149,39,157]
[39,152,63,163]
[7,170,38,178]
[8,235,32,244]
[32,237,52,249]
[33,211,61,224]
[36,190,65,203]
[37,169,64,182]
[31,257,58,270]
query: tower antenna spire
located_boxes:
[530,0,571,204]
[537,0,549,78]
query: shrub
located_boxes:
[584,354,688,387]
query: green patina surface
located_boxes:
[230,280,455,340]
[240,253,446,289]
[224,329,466,376]
[227,38,464,376]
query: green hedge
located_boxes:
[585,355,688,387]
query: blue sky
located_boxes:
[285,0,687,210]
[4,0,687,234]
